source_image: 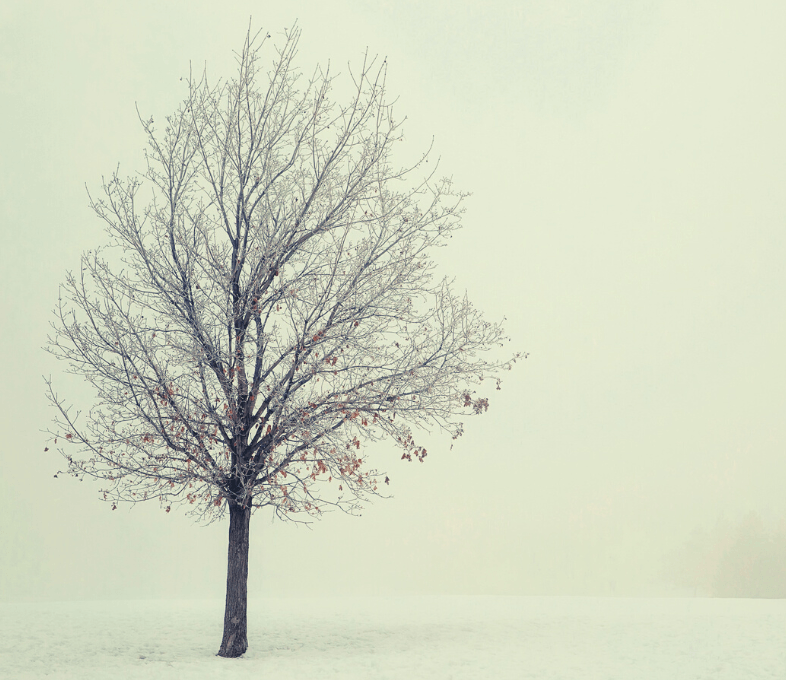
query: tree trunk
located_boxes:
[217,501,251,657]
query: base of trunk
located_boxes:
[217,626,247,658]
[217,501,251,657]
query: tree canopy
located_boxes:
[46,26,519,525]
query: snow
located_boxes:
[1,596,784,679]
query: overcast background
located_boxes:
[1,0,785,602]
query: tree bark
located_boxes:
[217,501,251,657]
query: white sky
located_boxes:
[1,0,785,601]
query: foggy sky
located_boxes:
[1,0,785,601]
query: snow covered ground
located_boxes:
[1,595,784,679]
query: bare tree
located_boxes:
[45,26,519,658]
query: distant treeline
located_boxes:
[665,512,786,598]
